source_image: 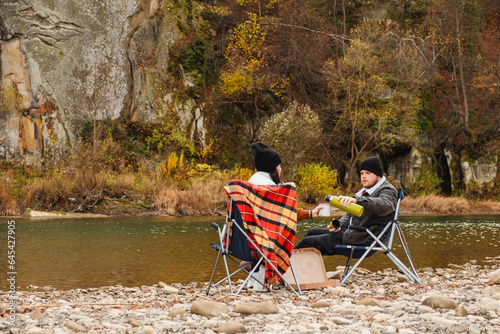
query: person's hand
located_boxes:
[328,227,341,233]
[310,206,322,218]
[337,195,357,207]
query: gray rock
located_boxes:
[190,301,230,318]
[217,321,247,334]
[128,318,143,327]
[482,299,500,312]
[421,295,457,309]
[483,285,500,295]
[233,302,279,315]
[169,308,187,318]
[353,298,380,306]
[427,315,468,332]
[448,264,466,270]
[143,326,155,334]
[64,320,87,332]
[29,310,44,320]
[327,270,342,279]
[310,301,333,308]
[8,261,500,334]
[163,285,180,294]
[392,287,414,295]
[396,273,410,282]
[488,269,500,284]
[455,305,468,317]
[331,317,353,325]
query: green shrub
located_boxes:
[296,163,337,203]
[260,101,323,178]
[407,170,442,196]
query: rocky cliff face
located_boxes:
[0,0,206,165]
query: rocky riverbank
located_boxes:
[2,259,500,334]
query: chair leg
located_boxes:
[341,248,354,283]
[391,224,422,284]
[221,253,234,294]
[235,257,264,295]
[231,219,301,296]
[340,249,371,286]
[207,254,254,294]
[206,249,222,296]
[287,260,302,295]
[397,224,420,279]
[385,251,421,283]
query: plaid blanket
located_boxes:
[224,180,298,284]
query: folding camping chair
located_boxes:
[206,181,302,296]
[335,187,422,285]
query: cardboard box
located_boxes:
[283,247,339,290]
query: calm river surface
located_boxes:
[1,215,499,290]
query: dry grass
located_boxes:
[402,195,471,215]
[470,199,500,213]
[104,172,141,199]
[2,152,497,217]
[22,176,72,211]
[151,177,227,216]
[22,171,105,213]
[151,187,180,215]
[0,185,22,216]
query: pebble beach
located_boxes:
[2,258,500,334]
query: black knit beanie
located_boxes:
[359,156,384,177]
[251,143,282,172]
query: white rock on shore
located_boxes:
[1,260,500,334]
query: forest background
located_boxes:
[0,0,499,217]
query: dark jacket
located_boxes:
[340,179,398,245]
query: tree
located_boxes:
[323,20,428,186]
[219,14,287,103]
[423,0,485,141]
[259,100,323,177]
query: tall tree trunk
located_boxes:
[456,8,469,129]
[342,0,346,55]
[496,53,500,103]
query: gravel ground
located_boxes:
[2,258,500,334]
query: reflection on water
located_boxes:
[0,215,499,290]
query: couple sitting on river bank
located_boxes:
[241,142,398,290]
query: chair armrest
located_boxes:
[347,225,367,232]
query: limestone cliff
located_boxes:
[0,0,206,165]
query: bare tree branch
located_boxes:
[256,21,353,44]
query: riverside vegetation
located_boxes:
[1,89,499,218]
[0,141,498,218]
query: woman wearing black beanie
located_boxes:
[248,142,283,185]
[242,142,322,290]
[248,142,320,221]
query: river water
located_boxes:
[1,215,499,290]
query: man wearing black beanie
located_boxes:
[359,156,384,178]
[295,156,398,254]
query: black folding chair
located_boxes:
[335,187,422,285]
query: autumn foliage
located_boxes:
[198,0,499,193]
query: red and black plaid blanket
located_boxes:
[224,180,298,284]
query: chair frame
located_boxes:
[335,187,422,285]
[206,199,302,296]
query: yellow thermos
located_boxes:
[325,195,364,217]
